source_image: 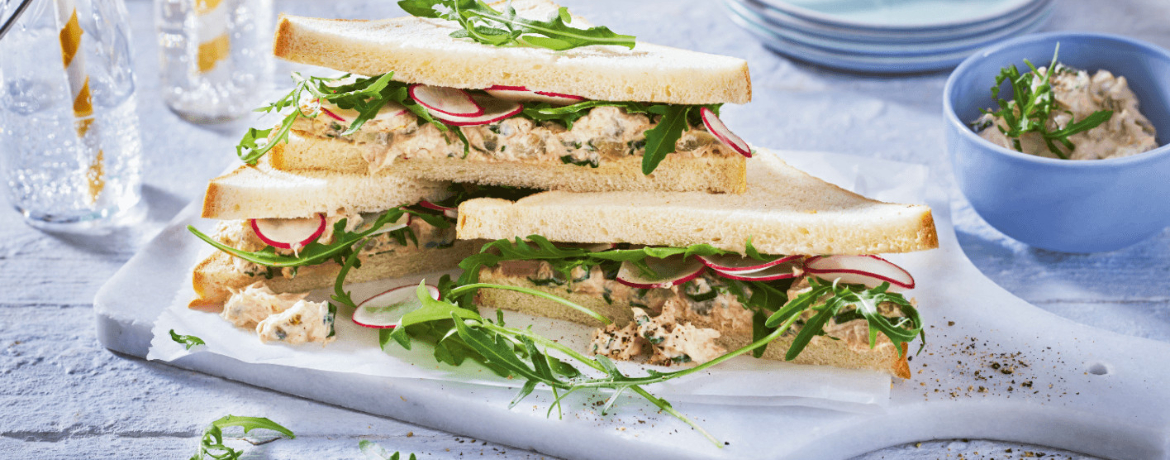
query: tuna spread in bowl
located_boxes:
[972,52,1159,160]
[944,32,1170,253]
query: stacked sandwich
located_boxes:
[188,0,938,379]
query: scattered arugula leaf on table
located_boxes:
[189,415,294,460]
[359,440,417,460]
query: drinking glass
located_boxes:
[155,0,273,124]
[0,0,143,230]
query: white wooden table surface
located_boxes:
[2,0,1168,458]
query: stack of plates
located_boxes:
[725,0,1054,74]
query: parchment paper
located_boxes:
[148,150,936,412]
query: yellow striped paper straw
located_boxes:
[194,0,229,73]
[54,0,103,204]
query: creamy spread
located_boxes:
[256,298,335,345]
[488,260,903,366]
[292,105,736,172]
[211,210,456,280]
[222,282,335,346]
[976,64,1158,160]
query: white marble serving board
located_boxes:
[94,150,1170,460]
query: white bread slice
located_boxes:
[272,0,751,105]
[190,240,479,309]
[457,150,939,255]
[270,131,747,194]
[475,271,910,378]
[202,157,450,220]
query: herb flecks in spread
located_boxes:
[240,72,736,175]
[452,236,924,366]
[223,282,336,345]
[974,46,1158,160]
[398,0,636,51]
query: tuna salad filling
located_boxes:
[293,104,737,173]
[483,260,905,366]
[211,208,456,280]
[223,282,336,346]
[975,61,1159,160]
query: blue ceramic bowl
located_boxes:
[944,32,1170,253]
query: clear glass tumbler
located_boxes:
[0,0,143,231]
[155,0,273,124]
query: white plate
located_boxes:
[758,0,1041,30]
[739,0,1051,44]
[728,0,1052,57]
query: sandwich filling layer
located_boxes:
[484,262,900,366]
[211,209,456,280]
[292,105,737,173]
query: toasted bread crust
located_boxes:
[189,240,479,309]
[271,0,751,105]
[200,160,449,220]
[456,151,939,255]
[475,270,911,378]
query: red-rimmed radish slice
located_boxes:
[713,260,802,281]
[616,255,706,289]
[700,107,751,158]
[321,106,345,122]
[418,200,459,219]
[432,96,523,126]
[698,254,803,274]
[356,212,411,236]
[251,214,327,249]
[353,284,441,329]
[409,85,483,117]
[804,255,915,289]
[315,99,408,123]
[485,85,585,105]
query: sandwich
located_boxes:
[452,152,939,377]
[185,156,535,344]
[233,0,754,194]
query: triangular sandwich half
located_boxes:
[455,152,938,378]
[252,0,752,194]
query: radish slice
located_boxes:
[316,99,408,123]
[251,214,327,250]
[616,255,706,289]
[713,260,803,281]
[485,85,585,105]
[409,85,483,117]
[418,200,459,219]
[697,254,803,274]
[356,212,411,236]
[431,95,523,126]
[353,284,441,329]
[700,107,751,158]
[805,255,915,289]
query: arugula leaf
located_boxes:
[642,105,690,175]
[169,329,205,351]
[358,440,416,460]
[189,415,294,460]
[979,44,1113,159]
[399,0,635,51]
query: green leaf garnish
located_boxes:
[979,44,1113,160]
[399,0,635,51]
[169,329,205,350]
[358,440,417,460]
[187,208,410,269]
[237,72,463,164]
[189,415,294,460]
